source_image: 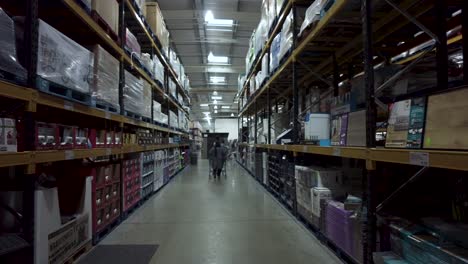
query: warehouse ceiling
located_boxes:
[157,0,261,127]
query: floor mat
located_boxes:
[78,245,158,264]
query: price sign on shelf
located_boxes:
[106,148,112,156]
[333,148,341,157]
[63,101,74,111]
[409,152,429,166]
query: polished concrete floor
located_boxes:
[101,159,343,264]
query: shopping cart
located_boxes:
[209,159,227,179]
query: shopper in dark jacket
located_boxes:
[209,139,228,179]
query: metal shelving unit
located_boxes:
[237,0,467,263]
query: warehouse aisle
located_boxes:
[99,159,343,264]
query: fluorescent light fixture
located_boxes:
[203,112,211,115]
[208,52,229,64]
[200,103,209,107]
[210,76,226,84]
[213,91,218,95]
[211,96,223,100]
[214,105,218,110]
[231,113,235,117]
[213,100,218,105]
[222,106,230,109]
[205,11,234,27]
[214,110,218,114]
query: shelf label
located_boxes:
[105,112,111,120]
[409,152,429,166]
[302,146,307,153]
[64,101,74,111]
[333,148,341,157]
[106,148,112,156]
[64,150,75,160]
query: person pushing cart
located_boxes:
[208,137,229,180]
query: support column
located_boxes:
[254,103,258,144]
[435,0,448,91]
[333,53,339,96]
[292,3,299,144]
[362,0,377,262]
[463,1,468,84]
[118,0,126,115]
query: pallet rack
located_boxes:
[0,0,192,262]
[237,0,468,263]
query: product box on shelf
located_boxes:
[145,2,170,54]
[304,113,330,145]
[91,0,119,35]
[141,53,154,76]
[386,97,426,149]
[325,201,354,258]
[346,110,366,147]
[75,128,89,149]
[124,70,144,116]
[311,187,331,218]
[153,56,165,85]
[36,19,94,94]
[89,129,107,148]
[331,114,348,146]
[92,45,120,110]
[0,8,27,83]
[0,118,17,152]
[424,87,468,150]
[278,11,293,62]
[142,80,152,119]
[57,124,76,149]
[270,33,281,72]
[36,122,58,150]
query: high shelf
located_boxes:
[237,0,467,263]
[0,0,191,263]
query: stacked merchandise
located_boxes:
[255,152,263,182]
[0,8,27,82]
[122,157,141,212]
[238,74,246,91]
[141,53,154,77]
[153,100,168,126]
[141,151,155,199]
[378,219,468,264]
[124,71,144,116]
[169,110,178,129]
[145,2,170,55]
[153,150,165,192]
[153,56,165,86]
[299,0,323,36]
[325,201,355,258]
[280,157,295,209]
[245,30,256,75]
[386,98,425,149]
[304,113,330,145]
[0,118,17,152]
[295,165,316,225]
[91,0,119,36]
[125,28,141,59]
[142,80,152,120]
[92,45,120,110]
[278,11,294,62]
[270,33,281,73]
[92,164,121,235]
[268,152,282,196]
[36,19,94,95]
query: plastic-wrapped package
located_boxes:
[160,112,168,125]
[124,70,144,115]
[153,56,164,84]
[142,80,152,119]
[141,53,154,75]
[254,20,268,56]
[238,74,246,91]
[279,11,293,62]
[0,8,27,82]
[169,79,176,98]
[270,33,281,71]
[267,0,276,31]
[300,0,323,36]
[125,28,141,58]
[93,45,119,108]
[37,19,94,93]
[169,110,178,128]
[276,0,285,15]
[262,52,269,76]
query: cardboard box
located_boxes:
[386,99,411,148]
[424,87,468,150]
[346,110,366,147]
[91,0,119,34]
[331,114,347,146]
[145,2,170,53]
[0,118,17,152]
[93,45,120,109]
[311,187,331,217]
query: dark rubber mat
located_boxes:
[78,244,158,264]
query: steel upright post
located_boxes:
[435,0,448,90]
[292,3,299,144]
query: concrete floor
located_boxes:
[101,159,343,264]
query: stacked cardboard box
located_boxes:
[145,2,170,55]
[91,0,119,35]
[124,71,144,115]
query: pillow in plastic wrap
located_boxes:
[300,0,323,36]
[0,8,27,82]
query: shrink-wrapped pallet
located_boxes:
[93,45,119,108]
[142,80,152,119]
[37,19,94,93]
[124,71,144,115]
[0,8,26,81]
[125,28,141,58]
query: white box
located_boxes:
[304,113,330,141]
[311,187,332,217]
[0,118,17,152]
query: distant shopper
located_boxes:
[209,138,228,179]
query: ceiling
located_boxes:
[157,0,262,127]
